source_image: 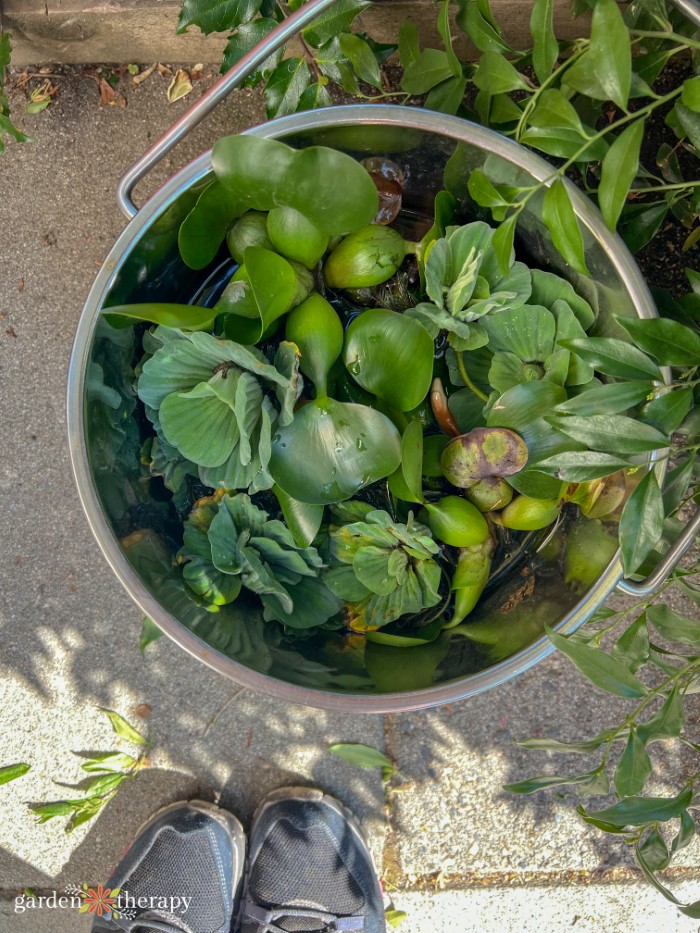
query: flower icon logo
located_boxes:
[77,884,120,918]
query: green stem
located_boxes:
[627,182,700,194]
[455,351,488,402]
[514,44,589,143]
[630,29,700,52]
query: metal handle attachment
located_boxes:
[616,508,700,597]
[117,0,342,219]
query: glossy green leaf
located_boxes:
[329,743,396,771]
[682,75,700,113]
[641,388,693,435]
[388,419,425,504]
[139,617,163,653]
[615,316,700,367]
[546,627,647,698]
[647,605,700,648]
[530,0,559,84]
[615,725,652,797]
[99,709,147,745]
[558,337,663,381]
[297,82,333,111]
[316,36,360,95]
[339,33,382,89]
[302,0,372,48]
[516,731,617,754]
[177,0,262,34]
[662,456,695,515]
[103,304,218,332]
[285,293,344,396]
[542,180,588,276]
[473,51,529,95]
[551,414,668,455]
[582,787,692,828]
[398,20,420,67]
[672,810,696,857]
[401,49,454,94]
[492,214,517,277]
[0,763,31,786]
[554,381,652,417]
[638,685,685,745]
[563,0,631,108]
[456,0,511,53]
[425,75,468,115]
[535,450,633,482]
[504,768,606,794]
[637,827,671,872]
[610,613,649,674]
[621,203,669,254]
[598,120,645,232]
[220,19,281,82]
[264,58,311,118]
[438,0,462,77]
[213,135,294,210]
[619,469,665,576]
[218,247,300,344]
[179,179,243,269]
[520,126,607,162]
[273,486,324,549]
[270,397,401,504]
[343,309,435,411]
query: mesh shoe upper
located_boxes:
[242,789,385,933]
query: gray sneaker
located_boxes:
[240,787,385,933]
[91,799,245,933]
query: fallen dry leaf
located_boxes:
[132,703,152,719]
[132,63,156,87]
[167,68,193,103]
[157,63,173,78]
[5,327,17,338]
[18,278,24,292]
[99,78,115,106]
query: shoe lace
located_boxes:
[244,903,365,933]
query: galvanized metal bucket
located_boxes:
[67,0,700,712]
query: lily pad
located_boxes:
[269,397,402,504]
[343,309,435,411]
[179,179,243,270]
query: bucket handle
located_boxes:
[616,507,700,597]
[117,0,342,219]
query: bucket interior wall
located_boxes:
[83,117,640,698]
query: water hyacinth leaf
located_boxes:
[273,486,324,549]
[329,743,396,772]
[103,304,218,332]
[598,120,645,232]
[554,381,653,417]
[563,0,631,108]
[549,414,667,455]
[343,309,435,411]
[441,426,528,486]
[546,627,647,698]
[615,725,652,797]
[218,247,300,343]
[615,316,700,367]
[99,709,147,745]
[270,397,401,504]
[285,293,344,397]
[401,49,454,94]
[177,0,262,33]
[0,763,31,785]
[179,179,244,269]
[558,337,662,381]
[641,388,693,435]
[582,787,692,829]
[647,605,700,649]
[542,180,588,276]
[619,469,665,576]
[388,419,424,503]
[213,135,295,210]
[530,0,559,84]
[637,684,685,744]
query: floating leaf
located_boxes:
[273,486,324,549]
[270,398,401,504]
[388,419,425,503]
[285,293,343,396]
[343,309,435,411]
[103,303,218,332]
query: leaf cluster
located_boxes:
[0,33,30,155]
